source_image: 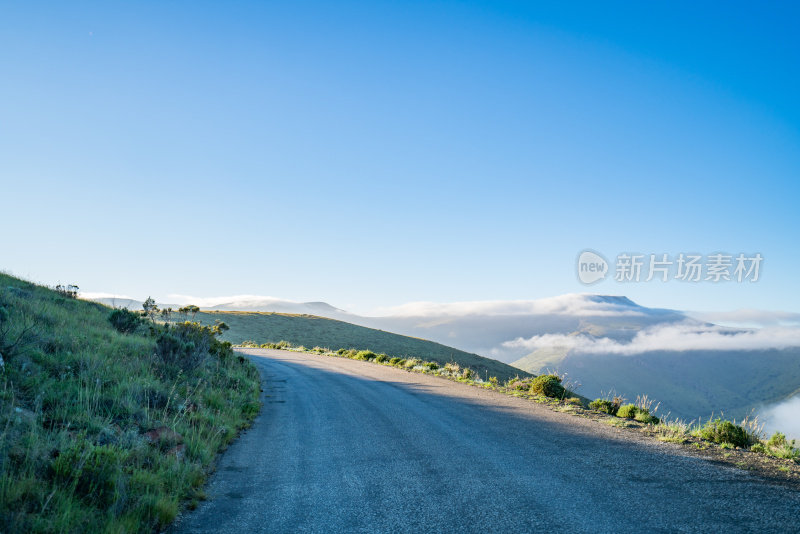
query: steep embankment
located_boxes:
[0,274,260,532]
[193,311,528,382]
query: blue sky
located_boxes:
[2,1,799,314]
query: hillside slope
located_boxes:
[194,311,529,382]
[521,348,800,422]
[0,274,260,532]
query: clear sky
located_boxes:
[2,1,799,314]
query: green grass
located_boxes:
[194,310,529,382]
[0,273,261,533]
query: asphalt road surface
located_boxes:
[172,349,800,533]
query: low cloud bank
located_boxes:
[759,396,800,441]
[688,309,800,328]
[503,322,800,354]
[376,294,654,318]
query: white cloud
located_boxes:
[503,322,800,354]
[374,294,651,318]
[687,309,800,328]
[759,396,800,441]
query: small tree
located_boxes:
[178,305,200,322]
[160,307,174,324]
[54,284,79,299]
[142,297,159,323]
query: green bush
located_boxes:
[695,418,751,448]
[767,432,789,448]
[389,357,401,365]
[355,350,376,361]
[529,374,565,398]
[616,404,638,419]
[374,354,387,363]
[589,398,619,415]
[634,408,659,424]
[108,308,143,334]
[765,432,800,460]
[423,361,439,370]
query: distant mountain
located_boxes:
[357,294,689,362]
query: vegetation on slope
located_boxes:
[0,274,260,533]
[196,311,529,382]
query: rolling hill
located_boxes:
[0,273,260,532]
[192,310,529,382]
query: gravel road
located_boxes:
[172,348,800,533]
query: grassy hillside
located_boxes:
[514,348,800,421]
[0,274,260,533]
[195,311,529,382]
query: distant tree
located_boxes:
[142,297,159,323]
[178,305,200,322]
[160,307,174,324]
[54,284,79,299]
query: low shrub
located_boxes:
[374,354,387,363]
[508,378,531,391]
[694,418,751,448]
[764,432,800,460]
[616,404,638,419]
[108,308,143,334]
[634,408,659,424]
[423,361,438,370]
[388,357,401,365]
[589,398,619,415]
[529,374,565,399]
[355,350,376,361]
